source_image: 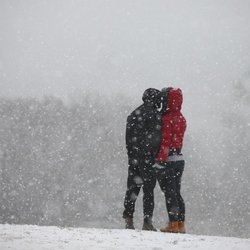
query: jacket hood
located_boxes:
[142,88,161,108]
[167,88,183,112]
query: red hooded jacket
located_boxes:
[156,88,187,162]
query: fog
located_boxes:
[1,0,250,98]
[0,0,250,238]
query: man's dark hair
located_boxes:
[161,87,173,114]
[142,88,161,108]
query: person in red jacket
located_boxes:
[155,87,187,233]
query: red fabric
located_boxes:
[156,88,187,162]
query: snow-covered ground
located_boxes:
[0,224,249,250]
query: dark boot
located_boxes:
[142,217,157,231]
[142,223,157,231]
[125,217,135,230]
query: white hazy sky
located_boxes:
[0,0,250,101]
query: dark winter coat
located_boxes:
[126,89,162,162]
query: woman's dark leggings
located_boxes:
[155,160,185,222]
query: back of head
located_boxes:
[142,88,161,108]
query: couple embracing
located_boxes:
[123,87,186,233]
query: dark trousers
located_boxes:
[123,156,156,222]
[155,160,185,222]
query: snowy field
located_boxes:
[0,224,249,250]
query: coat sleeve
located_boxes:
[125,113,138,156]
[156,114,172,162]
[144,110,162,159]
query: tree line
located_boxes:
[0,87,249,238]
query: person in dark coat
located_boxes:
[155,87,187,233]
[123,88,162,230]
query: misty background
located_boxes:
[0,0,250,238]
